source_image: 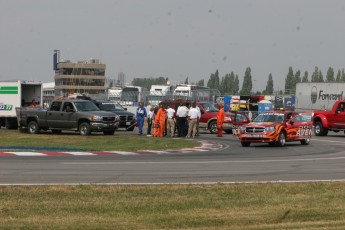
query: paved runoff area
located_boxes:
[0,141,223,157]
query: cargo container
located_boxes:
[0,80,42,129]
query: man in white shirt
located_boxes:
[146,106,154,136]
[166,105,176,137]
[186,102,200,138]
[176,103,188,137]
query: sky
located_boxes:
[1,0,345,92]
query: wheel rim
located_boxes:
[280,133,285,146]
[80,126,87,135]
[210,122,217,133]
[315,125,320,134]
[29,124,37,133]
[304,138,310,144]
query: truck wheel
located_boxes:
[276,131,286,147]
[103,130,115,135]
[301,138,310,145]
[314,121,328,136]
[79,122,91,135]
[208,120,217,134]
[28,121,40,134]
[241,142,251,147]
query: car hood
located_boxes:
[243,121,280,127]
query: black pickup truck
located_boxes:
[16,99,120,135]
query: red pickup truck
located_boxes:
[313,100,345,136]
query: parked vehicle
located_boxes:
[16,99,120,135]
[0,80,42,129]
[295,82,344,112]
[313,100,345,136]
[160,99,250,134]
[92,100,136,131]
[237,111,312,147]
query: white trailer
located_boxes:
[295,82,344,112]
[149,85,175,105]
[0,80,42,129]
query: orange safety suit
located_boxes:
[217,107,225,137]
[157,107,166,137]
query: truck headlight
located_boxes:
[240,126,246,132]
[115,115,120,121]
[91,115,103,121]
[265,126,275,132]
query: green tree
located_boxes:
[184,77,189,84]
[264,73,274,94]
[196,79,204,86]
[284,66,294,94]
[336,70,341,81]
[229,72,235,94]
[319,70,324,82]
[207,70,220,89]
[326,67,335,82]
[311,67,319,82]
[131,76,167,90]
[234,74,239,94]
[341,69,345,81]
[240,67,252,95]
[221,74,232,95]
[302,71,309,82]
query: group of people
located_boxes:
[135,102,226,138]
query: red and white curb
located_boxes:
[0,141,223,157]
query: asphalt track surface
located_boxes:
[1,130,345,185]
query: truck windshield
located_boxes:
[102,103,126,111]
[253,113,285,122]
[200,103,218,112]
[74,101,100,111]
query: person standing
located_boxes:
[176,103,188,137]
[166,105,176,137]
[217,103,225,137]
[146,106,154,136]
[186,102,200,138]
[136,102,147,135]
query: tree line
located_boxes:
[126,66,345,96]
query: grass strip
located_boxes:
[0,130,200,151]
[0,182,345,229]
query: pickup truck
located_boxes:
[16,99,120,135]
[313,100,345,136]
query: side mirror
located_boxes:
[124,108,127,111]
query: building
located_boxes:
[42,82,55,107]
[54,57,106,97]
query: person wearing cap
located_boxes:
[217,103,225,137]
[136,102,147,135]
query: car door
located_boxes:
[286,114,312,140]
[332,103,345,129]
[232,112,249,136]
[47,101,64,128]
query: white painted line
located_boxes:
[62,152,96,156]
[6,152,47,156]
[104,151,139,155]
[140,150,171,154]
